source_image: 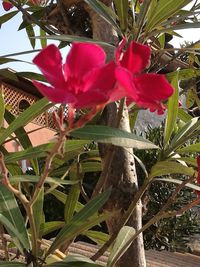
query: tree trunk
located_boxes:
[46,1,146,266]
[88,2,146,267]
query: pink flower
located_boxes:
[2,1,13,11]
[115,40,174,114]
[32,43,124,109]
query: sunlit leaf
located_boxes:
[46,189,111,255]
[150,161,196,177]
[155,177,200,191]
[0,185,30,253]
[0,98,52,145]
[71,125,158,149]
[164,72,179,147]
[108,226,136,267]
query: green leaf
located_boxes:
[108,226,136,267]
[178,108,193,123]
[167,68,200,81]
[71,125,158,149]
[0,10,18,25]
[6,175,78,186]
[48,212,110,256]
[40,221,65,237]
[0,69,18,80]
[0,57,31,65]
[34,35,115,48]
[40,28,47,48]
[164,72,179,147]
[114,0,129,30]
[26,24,36,49]
[150,161,196,177]
[84,230,109,245]
[145,0,191,31]
[177,142,200,153]
[59,254,103,267]
[84,0,122,35]
[169,157,197,167]
[64,165,81,223]
[4,140,89,163]
[0,262,25,267]
[0,214,26,254]
[4,109,39,174]
[46,261,102,267]
[155,177,200,192]
[170,117,200,152]
[32,187,44,243]
[0,91,5,127]
[17,71,46,82]
[81,162,102,173]
[50,189,84,211]
[0,98,52,145]
[2,49,40,58]
[46,189,111,255]
[0,185,30,252]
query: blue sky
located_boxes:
[0,2,200,73]
[0,4,70,73]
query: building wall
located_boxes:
[4,121,56,153]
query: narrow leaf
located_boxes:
[84,0,122,35]
[0,185,30,252]
[0,262,25,267]
[164,72,179,147]
[47,190,111,255]
[0,98,52,145]
[108,226,136,267]
[26,24,36,49]
[155,177,200,191]
[150,161,196,177]
[71,125,158,149]
[0,10,18,25]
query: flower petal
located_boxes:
[74,91,108,109]
[33,81,76,104]
[33,44,66,88]
[2,1,13,11]
[83,61,116,93]
[131,74,173,113]
[64,43,106,78]
[115,67,137,99]
[133,74,174,101]
[120,41,151,74]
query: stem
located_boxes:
[29,130,66,207]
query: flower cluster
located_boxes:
[33,40,174,113]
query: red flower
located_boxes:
[115,40,174,114]
[33,43,123,109]
[2,1,13,11]
[196,155,200,197]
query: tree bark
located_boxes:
[88,2,146,267]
